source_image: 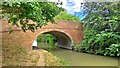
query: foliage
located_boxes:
[82,2,120,32]
[54,11,81,22]
[105,44,120,56]
[38,42,57,51]
[2,2,62,32]
[79,2,120,57]
[79,32,120,56]
[37,34,57,51]
[37,34,57,46]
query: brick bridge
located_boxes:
[1,19,83,50]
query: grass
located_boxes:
[2,44,45,66]
[2,43,69,66]
[2,44,28,66]
[42,50,70,66]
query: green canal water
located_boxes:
[50,48,119,66]
[36,42,119,66]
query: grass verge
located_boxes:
[42,50,70,66]
[2,44,45,66]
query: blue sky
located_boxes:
[56,0,85,20]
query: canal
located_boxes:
[50,48,119,66]
[36,42,119,66]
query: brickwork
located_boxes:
[1,19,84,50]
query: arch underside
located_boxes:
[43,31,72,49]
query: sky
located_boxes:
[52,0,85,20]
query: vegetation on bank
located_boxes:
[74,2,120,57]
[37,34,58,51]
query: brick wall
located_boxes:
[1,19,84,50]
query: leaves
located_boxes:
[54,11,81,22]
[78,2,120,57]
[82,2,120,32]
[105,44,120,56]
[2,2,62,32]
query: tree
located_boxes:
[54,11,81,22]
[1,2,62,32]
[79,2,120,56]
[81,2,120,32]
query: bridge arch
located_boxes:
[2,19,84,50]
[33,29,73,49]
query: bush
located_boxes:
[79,32,120,56]
[104,44,120,56]
[37,34,58,51]
[79,2,120,57]
[37,34,57,45]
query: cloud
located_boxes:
[56,0,83,14]
[52,0,85,19]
